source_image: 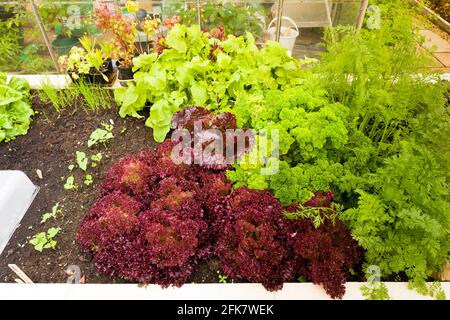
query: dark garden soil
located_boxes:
[0,93,219,284]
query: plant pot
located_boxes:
[51,35,80,56]
[89,59,117,86]
[69,60,117,87]
[117,64,135,87]
[0,5,15,21]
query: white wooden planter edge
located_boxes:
[0,282,448,300]
[6,73,450,90]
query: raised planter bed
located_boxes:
[0,283,449,300]
[1,74,449,297]
[411,0,450,34]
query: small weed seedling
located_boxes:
[90,152,103,167]
[218,274,235,283]
[41,203,63,224]
[68,164,75,171]
[76,151,88,171]
[218,274,228,283]
[88,123,114,148]
[29,227,61,252]
[84,174,93,186]
[64,176,77,191]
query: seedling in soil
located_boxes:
[29,227,61,252]
[39,81,78,113]
[88,123,114,148]
[218,274,228,283]
[64,176,77,191]
[68,164,75,171]
[84,174,93,186]
[41,203,63,224]
[90,152,103,167]
[218,274,235,283]
[74,80,112,111]
[76,151,88,171]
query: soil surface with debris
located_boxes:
[0,93,219,284]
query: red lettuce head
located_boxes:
[100,152,153,200]
[216,187,295,291]
[77,191,141,252]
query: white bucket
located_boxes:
[267,16,300,55]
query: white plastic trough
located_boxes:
[0,171,39,256]
[0,282,448,300]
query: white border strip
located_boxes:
[0,282,448,300]
[5,73,450,90]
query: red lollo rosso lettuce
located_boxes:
[77,191,141,252]
[216,187,296,291]
[287,192,363,299]
[99,151,154,201]
[304,191,335,208]
[171,106,253,170]
[216,188,362,298]
[77,139,233,286]
[138,208,206,268]
[291,218,362,299]
[78,134,360,297]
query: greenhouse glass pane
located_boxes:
[270,0,364,59]
[0,1,57,74]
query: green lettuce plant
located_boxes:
[0,73,33,143]
[114,24,305,142]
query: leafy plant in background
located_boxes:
[29,227,61,252]
[18,44,55,73]
[163,0,266,39]
[0,73,33,143]
[115,24,305,142]
[95,1,162,68]
[39,3,97,38]
[0,4,23,72]
[58,35,114,81]
[0,5,55,73]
